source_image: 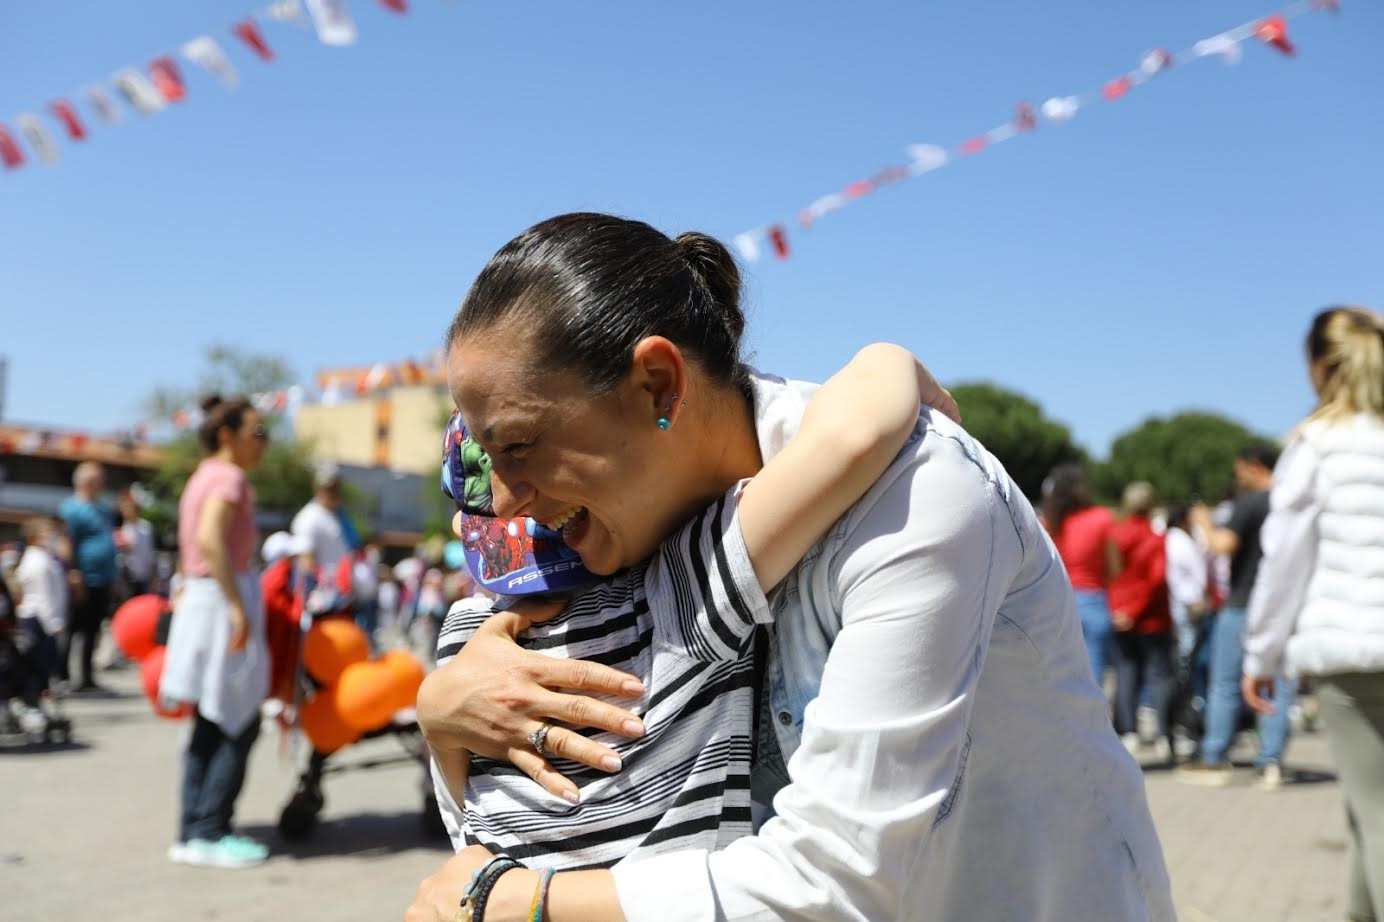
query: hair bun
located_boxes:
[199,393,224,414]
[674,231,745,341]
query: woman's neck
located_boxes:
[212,447,240,469]
[680,381,763,505]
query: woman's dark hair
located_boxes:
[446,213,749,393]
[1041,463,1090,536]
[1165,504,1190,533]
[196,394,253,455]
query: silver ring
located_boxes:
[527,723,553,756]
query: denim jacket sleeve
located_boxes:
[613,423,1026,921]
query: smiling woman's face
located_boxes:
[447,332,684,576]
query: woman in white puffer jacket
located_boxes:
[1243,305,1384,922]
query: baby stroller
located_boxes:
[0,595,72,745]
[270,554,431,840]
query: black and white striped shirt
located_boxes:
[432,487,771,870]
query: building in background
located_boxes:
[294,364,451,477]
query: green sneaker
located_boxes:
[180,836,268,869]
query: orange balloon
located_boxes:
[114,594,168,661]
[302,617,369,685]
[335,660,399,732]
[380,649,426,711]
[299,687,362,754]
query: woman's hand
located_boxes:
[417,600,647,803]
[404,846,499,922]
[227,599,249,652]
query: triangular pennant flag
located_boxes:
[1140,48,1174,76]
[233,19,276,60]
[1040,96,1080,123]
[1013,101,1038,132]
[907,143,948,173]
[377,0,407,11]
[1194,34,1243,65]
[0,126,25,169]
[83,85,123,123]
[960,135,988,155]
[16,114,59,164]
[733,232,761,262]
[768,225,790,260]
[149,56,187,103]
[1255,15,1295,56]
[1103,76,1133,101]
[181,36,239,89]
[305,0,358,46]
[843,180,874,200]
[112,69,166,115]
[49,100,87,141]
[266,0,309,26]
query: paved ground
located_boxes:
[1,668,1353,922]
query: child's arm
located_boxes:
[739,342,925,592]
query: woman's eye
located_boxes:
[502,444,530,460]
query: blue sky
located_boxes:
[2,0,1381,454]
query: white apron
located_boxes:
[160,573,269,737]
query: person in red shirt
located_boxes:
[1109,482,1174,763]
[1043,463,1123,686]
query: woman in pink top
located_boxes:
[160,395,271,870]
[1043,463,1122,687]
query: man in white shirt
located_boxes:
[117,492,157,597]
[291,463,351,575]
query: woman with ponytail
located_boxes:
[160,395,272,869]
[1242,306,1384,921]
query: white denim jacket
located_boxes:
[613,371,1175,922]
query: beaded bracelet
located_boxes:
[528,868,556,922]
[456,856,522,922]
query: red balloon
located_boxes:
[141,647,192,720]
[113,594,167,661]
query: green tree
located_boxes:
[145,345,318,521]
[950,382,1087,500]
[1093,412,1273,505]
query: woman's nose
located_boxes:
[489,471,534,518]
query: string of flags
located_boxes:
[730,0,1342,263]
[0,0,411,170]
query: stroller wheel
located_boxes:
[278,786,324,840]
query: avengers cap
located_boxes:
[441,410,596,596]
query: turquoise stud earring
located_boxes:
[657,391,680,430]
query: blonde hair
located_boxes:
[1306,306,1384,426]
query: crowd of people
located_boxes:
[4,215,1382,920]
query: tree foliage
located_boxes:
[1093,412,1271,505]
[950,382,1087,500]
[146,344,317,520]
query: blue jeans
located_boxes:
[1200,607,1297,766]
[1075,590,1113,687]
[180,711,260,842]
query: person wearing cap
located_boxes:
[290,463,356,576]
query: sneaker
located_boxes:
[1256,762,1285,791]
[18,707,47,735]
[1176,761,1234,786]
[1151,737,1173,765]
[178,836,268,869]
[167,842,194,864]
[1120,732,1142,756]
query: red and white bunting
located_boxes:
[733,0,1340,263]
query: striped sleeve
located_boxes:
[644,484,772,662]
[436,595,498,666]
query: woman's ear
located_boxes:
[629,336,688,425]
